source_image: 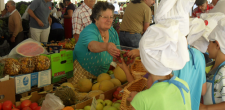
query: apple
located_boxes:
[113,91,119,99]
[116,100,121,103]
[112,98,117,103]
[112,103,121,109]
[104,100,112,106]
[96,102,103,110]
[108,106,118,110]
[116,87,122,92]
[84,105,91,110]
[103,106,111,110]
[97,99,104,105]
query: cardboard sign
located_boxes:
[0,78,15,103]
[38,70,51,88]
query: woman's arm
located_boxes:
[88,41,120,58]
[200,102,225,110]
[64,10,73,18]
[202,82,207,96]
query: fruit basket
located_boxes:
[120,77,147,110]
[131,60,147,79]
[113,45,136,65]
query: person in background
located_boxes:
[1,4,10,18]
[119,0,154,48]
[174,18,207,110]
[74,1,78,8]
[200,17,225,110]
[210,0,219,6]
[51,3,58,19]
[63,0,75,39]
[192,0,214,17]
[48,15,64,42]
[119,3,123,11]
[72,1,120,85]
[72,0,95,43]
[119,19,191,110]
[123,2,128,8]
[78,1,84,7]
[59,3,66,15]
[113,1,119,14]
[7,1,24,49]
[28,0,52,42]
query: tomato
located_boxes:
[3,100,13,110]
[34,106,41,110]
[12,104,16,108]
[0,103,2,110]
[16,105,21,109]
[22,107,31,110]
[21,100,31,109]
[12,108,19,110]
[29,103,38,110]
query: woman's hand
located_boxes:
[128,49,140,58]
[106,42,120,58]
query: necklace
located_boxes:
[102,35,106,40]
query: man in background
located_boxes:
[72,0,96,43]
[7,1,24,49]
[113,1,120,14]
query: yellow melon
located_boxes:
[60,82,75,91]
[97,73,111,82]
[114,66,127,83]
[92,83,100,91]
[77,78,92,92]
[110,78,121,87]
[99,80,114,92]
[87,90,104,98]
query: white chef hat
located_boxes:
[187,18,208,53]
[208,18,225,54]
[154,0,195,36]
[209,0,225,14]
[139,19,189,76]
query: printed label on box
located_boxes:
[15,74,31,94]
[38,70,51,88]
[31,72,38,87]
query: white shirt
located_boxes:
[113,3,120,12]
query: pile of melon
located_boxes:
[58,67,127,106]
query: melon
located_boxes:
[92,83,100,91]
[32,55,50,71]
[99,80,114,92]
[97,73,111,82]
[110,79,121,87]
[77,78,92,92]
[114,66,127,83]
[60,82,75,91]
[0,58,21,76]
[54,87,76,106]
[19,57,35,74]
[16,41,45,57]
[87,90,104,98]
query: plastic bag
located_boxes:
[41,94,64,110]
[19,57,35,74]
[0,62,5,78]
[0,58,21,76]
[32,55,50,71]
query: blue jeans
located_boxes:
[114,11,118,14]
[119,31,142,48]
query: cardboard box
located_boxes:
[74,83,128,109]
[0,78,16,103]
[44,50,73,83]
[11,69,51,94]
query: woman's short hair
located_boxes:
[90,1,115,23]
[59,3,64,8]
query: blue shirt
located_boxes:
[29,0,51,29]
[51,23,63,30]
[173,47,206,110]
[73,23,120,76]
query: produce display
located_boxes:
[0,100,41,110]
[44,38,76,50]
[16,42,45,57]
[19,57,35,74]
[32,55,50,71]
[0,58,21,76]
[54,87,76,106]
[113,49,134,65]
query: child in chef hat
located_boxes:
[200,18,225,110]
[118,19,191,110]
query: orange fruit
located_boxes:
[62,106,74,110]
